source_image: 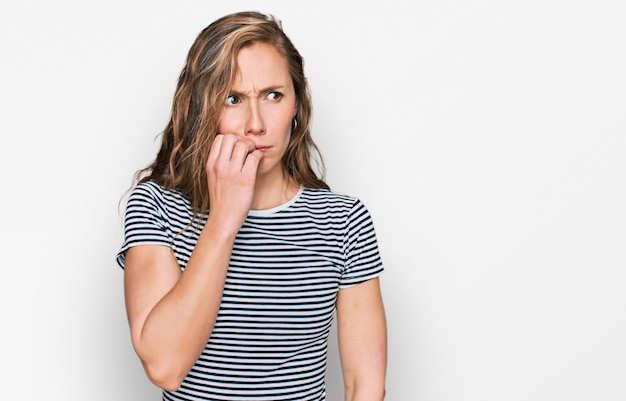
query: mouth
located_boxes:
[255,146,271,153]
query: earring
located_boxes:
[291,117,298,132]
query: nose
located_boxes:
[245,102,265,136]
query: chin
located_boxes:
[255,162,283,180]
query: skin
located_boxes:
[124,42,387,399]
[337,278,387,401]
[216,41,301,209]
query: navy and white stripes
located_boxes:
[117,180,383,400]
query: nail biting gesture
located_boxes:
[118,11,386,400]
[205,133,263,232]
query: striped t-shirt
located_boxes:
[116,180,384,401]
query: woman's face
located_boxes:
[217,42,297,181]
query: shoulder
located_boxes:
[126,180,191,214]
[129,180,180,199]
[298,187,372,221]
[300,187,360,208]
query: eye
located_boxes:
[266,91,283,101]
[225,94,240,106]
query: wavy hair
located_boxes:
[132,11,329,217]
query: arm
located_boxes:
[124,222,236,391]
[337,277,387,401]
[124,134,262,391]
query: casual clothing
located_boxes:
[117,180,384,400]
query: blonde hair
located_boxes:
[133,11,328,218]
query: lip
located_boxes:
[255,146,271,152]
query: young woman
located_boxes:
[117,11,387,401]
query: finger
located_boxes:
[210,134,240,173]
[241,149,263,175]
[207,134,224,166]
[217,134,237,161]
[231,140,255,167]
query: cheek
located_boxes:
[272,106,296,132]
[273,119,292,142]
[216,120,226,134]
[217,111,238,134]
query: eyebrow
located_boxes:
[229,85,287,96]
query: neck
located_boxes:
[251,172,300,210]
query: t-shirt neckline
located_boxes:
[247,185,304,217]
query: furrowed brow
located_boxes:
[229,85,286,97]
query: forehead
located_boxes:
[233,42,292,89]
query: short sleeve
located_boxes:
[116,183,172,269]
[339,199,384,288]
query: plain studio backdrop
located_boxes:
[1,0,624,400]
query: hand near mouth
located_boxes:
[205,133,263,232]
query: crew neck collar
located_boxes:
[247,185,304,217]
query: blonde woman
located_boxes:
[117,11,387,400]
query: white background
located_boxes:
[1,1,624,400]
